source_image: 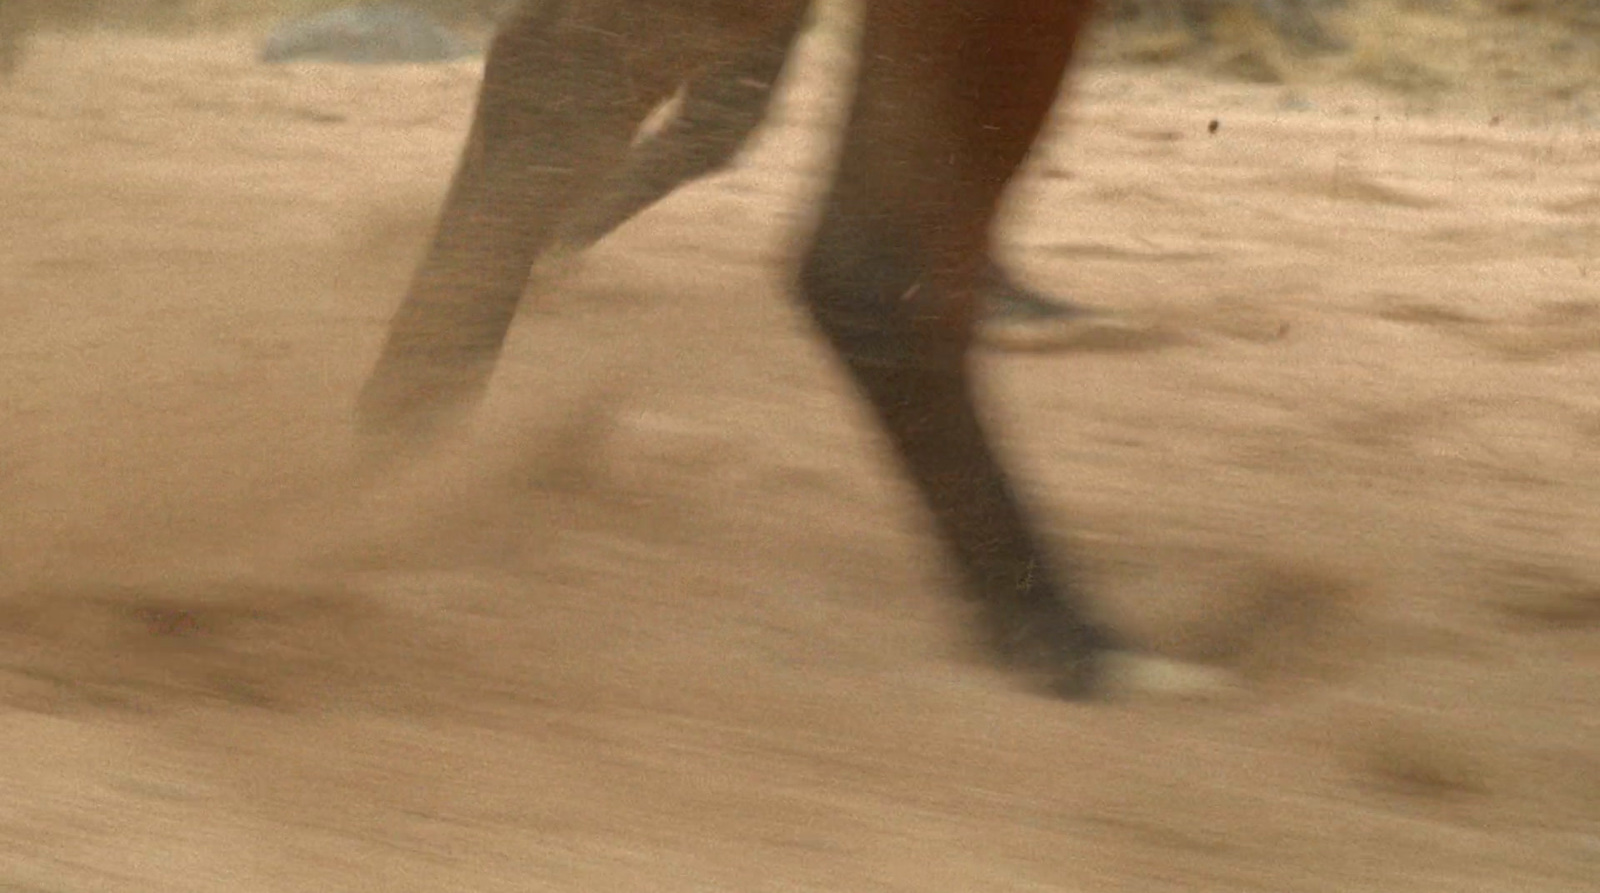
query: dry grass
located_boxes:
[1085,0,1600,114]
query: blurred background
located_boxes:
[7,0,1600,101]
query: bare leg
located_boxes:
[551,5,807,252]
[355,0,699,448]
[546,1,1098,347]
[352,0,1219,699]
[797,0,1115,696]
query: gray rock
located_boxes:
[258,3,479,66]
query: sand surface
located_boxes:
[2,22,1598,893]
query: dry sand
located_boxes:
[1,19,1598,893]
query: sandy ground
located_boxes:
[2,20,1600,893]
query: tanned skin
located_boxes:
[357,0,1146,698]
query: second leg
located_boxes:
[796,0,1117,696]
